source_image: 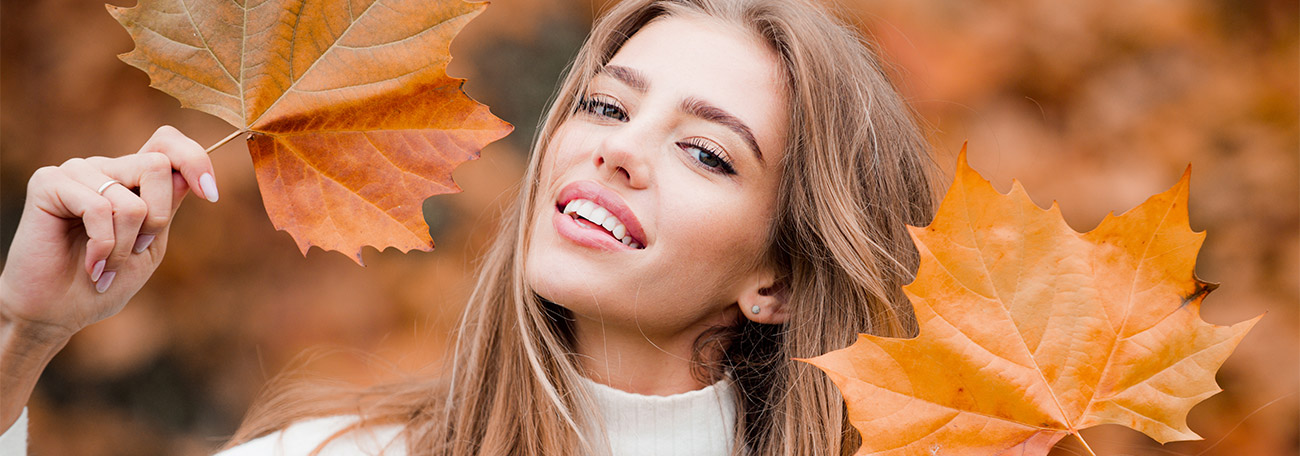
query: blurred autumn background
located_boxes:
[1,0,1295,454]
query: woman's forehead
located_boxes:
[609,15,785,95]
[604,14,789,163]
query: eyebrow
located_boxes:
[600,65,649,92]
[598,64,765,163]
[680,97,764,163]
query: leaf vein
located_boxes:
[857,375,1061,434]
[287,58,437,93]
[248,0,384,123]
[960,181,1079,433]
[275,136,418,230]
[180,0,240,86]
[1084,190,1180,420]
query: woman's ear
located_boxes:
[737,270,789,324]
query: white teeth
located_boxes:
[600,217,619,232]
[562,198,639,247]
[589,207,611,226]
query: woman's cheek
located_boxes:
[672,197,767,259]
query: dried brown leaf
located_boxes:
[109,0,512,263]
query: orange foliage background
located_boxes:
[1,0,1295,454]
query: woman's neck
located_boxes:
[571,314,732,396]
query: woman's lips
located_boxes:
[552,181,647,251]
[552,211,634,251]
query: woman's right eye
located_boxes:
[578,96,628,122]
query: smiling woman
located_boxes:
[527,16,793,376]
[0,0,934,455]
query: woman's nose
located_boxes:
[593,126,652,189]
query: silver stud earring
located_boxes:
[750,305,762,315]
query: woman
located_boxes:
[0,0,935,453]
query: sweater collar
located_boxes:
[581,376,737,456]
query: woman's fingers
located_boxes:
[136,125,218,203]
[28,167,118,278]
[58,161,145,290]
[96,152,173,248]
[170,170,190,214]
[23,126,216,293]
[95,182,147,291]
[58,136,207,290]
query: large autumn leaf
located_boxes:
[804,149,1259,455]
[107,0,512,263]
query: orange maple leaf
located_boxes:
[107,0,512,264]
[803,148,1259,455]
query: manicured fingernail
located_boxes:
[95,271,116,293]
[91,260,106,282]
[199,173,219,202]
[133,234,156,253]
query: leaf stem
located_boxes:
[1072,432,1098,456]
[205,129,249,155]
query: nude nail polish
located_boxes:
[133,234,156,253]
[91,259,106,282]
[199,173,219,203]
[96,271,116,293]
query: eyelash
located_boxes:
[577,95,628,122]
[577,94,737,176]
[678,138,736,175]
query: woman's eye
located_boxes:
[694,147,722,168]
[681,141,736,175]
[579,97,628,122]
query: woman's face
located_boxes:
[525,14,789,336]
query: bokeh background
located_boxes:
[1,0,1295,454]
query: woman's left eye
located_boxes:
[578,96,628,122]
[679,140,736,175]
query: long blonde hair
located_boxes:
[228,0,934,454]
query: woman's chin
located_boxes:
[524,249,595,306]
[525,266,608,310]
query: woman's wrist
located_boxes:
[0,305,74,433]
[1,313,74,360]
[0,277,80,347]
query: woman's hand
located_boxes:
[0,125,218,340]
[0,126,219,432]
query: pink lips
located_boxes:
[553,181,647,251]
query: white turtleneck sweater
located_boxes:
[1,378,737,455]
[582,377,737,456]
